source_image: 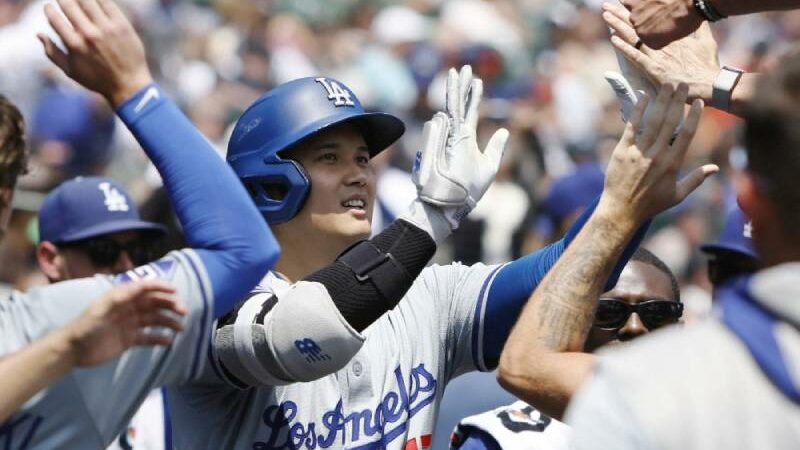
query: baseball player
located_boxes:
[449,248,683,450]
[0,0,280,447]
[159,58,683,450]
[35,176,176,450]
[0,92,186,427]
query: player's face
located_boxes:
[55,230,145,280]
[286,123,376,244]
[583,260,679,352]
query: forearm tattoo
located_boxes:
[534,216,631,351]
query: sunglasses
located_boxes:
[60,236,159,268]
[594,298,683,331]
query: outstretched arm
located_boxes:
[603,2,757,117]
[0,281,184,422]
[39,0,278,317]
[477,198,649,371]
[497,84,717,419]
[619,0,800,50]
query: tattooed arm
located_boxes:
[497,83,717,420]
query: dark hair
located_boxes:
[743,53,800,242]
[630,247,680,302]
[0,95,27,191]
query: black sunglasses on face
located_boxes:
[594,298,683,331]
[61,236,158,267]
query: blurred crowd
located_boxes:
[0,0,796,317]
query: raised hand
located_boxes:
[412,66,510,230]
[66,280,185,367]
[600,82,718,226]
[617,0,705,49]
[37,0,153,106]
[603,2,720,104]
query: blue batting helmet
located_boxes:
[227,77,405,224]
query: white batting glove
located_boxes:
[401,66,509,243]
[605,71,644,122]
[606,35,658,123]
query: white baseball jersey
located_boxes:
[567,263,800,450]
[0,250,213,449]
[452,401,571,450]
[106,389,170,450]
[169,262,504,449]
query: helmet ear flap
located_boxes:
[234,158,311,224]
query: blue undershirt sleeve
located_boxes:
[116,83,279,318]
[457,430,502,450]
[480,197,649,368]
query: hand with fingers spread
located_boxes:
[0,280,184,422]
[67,280,185,366]
[600,82,718,226]
[409,66,510,233]
[38,0,152,107]
[603,2,720,105]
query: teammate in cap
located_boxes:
[0,91,186,426]
[0,0,279,447]
[450,248,682,450]
[35,176,176,450]
[0,88,188,428]
[37,176,167,280]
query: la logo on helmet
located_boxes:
[315,78,355,107]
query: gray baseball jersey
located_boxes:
[567,263,800,449]
[169,261,503,450]
[0,249,213,449]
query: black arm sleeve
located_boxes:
[305,219,436,331]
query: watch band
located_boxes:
[693,0,726,22]
[712,66,745,112]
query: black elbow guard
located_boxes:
[305,219,435,331]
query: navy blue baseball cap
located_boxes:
[39,176,166,244]
[700,206,758,259]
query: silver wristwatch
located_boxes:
[711,66,745,112]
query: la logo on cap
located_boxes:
[743,221,753,239]
[98,182,129,212]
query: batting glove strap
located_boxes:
[400,199,456,244]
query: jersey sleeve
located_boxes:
[32,249,215,444]
[411,262,505,382]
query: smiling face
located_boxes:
[279,122,376,248]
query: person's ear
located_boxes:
[37,241,66,282]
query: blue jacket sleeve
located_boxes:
[479,198,648,369]
[116,83,279,318]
